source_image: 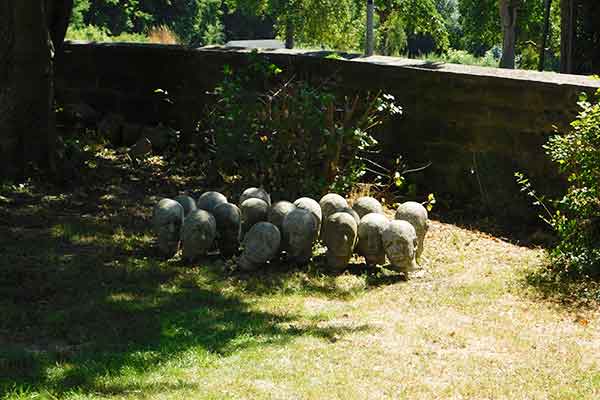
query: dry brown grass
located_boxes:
[147,25,179,45]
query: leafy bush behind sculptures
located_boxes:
[518,87,600,277]
[202,53,402,200]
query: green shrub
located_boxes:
[519,87,600,277]
[202,52,401,199]
[66,25,148,43]
[545,92,600,276]
[418,48,499,68]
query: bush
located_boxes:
[545,91,600,276]
[519,88,600,277]
[202,53,402,200]
[66,25,148,43]
[418,48,499,68]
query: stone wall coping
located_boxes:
[64,41,600,89]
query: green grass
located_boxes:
[2,150,600,399]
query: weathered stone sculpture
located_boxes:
[319,193,348,221]
[382,220,419,273]
[334,206,361,226]
[238,222,281,271]
[395,201,429,260]
[240,198,269,235]
[182,210,217,261]
[239,187,271,206]
[293,197,322,232]
[352,196,384,219]
[174,195,197,217]
[358,213,389,266]
[268,201,296,232]
[196,191,228,213]
[282,208,319,264]
[152,198,184,258]
[213,203,242,257]
[322,212,358,269]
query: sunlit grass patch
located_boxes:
[2,173,600,399]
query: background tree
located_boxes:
[0,1,73,178]
[499,0,519,68]
[374,0,449,56]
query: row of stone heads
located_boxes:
[152,187,429,272]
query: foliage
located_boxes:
[71,0,225,46]
[457,0,560,68]
[517,88,600,277]
[544,91,600,276]
[376,0,450,54]
[202,53,402,199]
[418,48,500,67]
[65,24,148,42]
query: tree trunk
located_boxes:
[376,8,391,55]
[560,0,575,73]
[285,19,294,49]
[499,0,519,69]
[366,0,374,56]
[0,1,71,178]
[538,0,552,71]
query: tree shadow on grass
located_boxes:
[521,266,600,311]
[0,203,377,398]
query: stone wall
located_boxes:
[56,42,600,221]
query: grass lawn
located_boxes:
[1,150,600,399]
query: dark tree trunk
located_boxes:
[499,0,519,69]
[285,19,294,49]
[0,1,72,178]
[538,0,552,71]
[560,0,575,73]
[366,0,374,56]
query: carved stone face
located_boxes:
[213,203,242,257]
[282,208,319,264]
[182,209,217,261]
[358,213,389,266]
[239,222,281,271]
[196,191,228,213]
[240,187,271,207]
[352,196,384,219]
[382,220,418,272]
[152,198,184,258]
[323,212,358,269]
[395,201,429,261]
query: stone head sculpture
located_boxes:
[152,198,184,258]
[358,213,389,266]
[268,201,296,232]
[174,195,197,217]
[182,209,217,262]
[196,191,228,213]
[319,193,348,236]
[323,211,358,270]
[213,202,242,258]
[240,187,272,207]
[333,206,361,227]
[240,198,269,236]
[293,197,322,234]
[352,196,384,219]
[382,220,418,273]
[282,208,319,264]
[238,222,281,271]
[319,193,348,222]
[395,201,429,261]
